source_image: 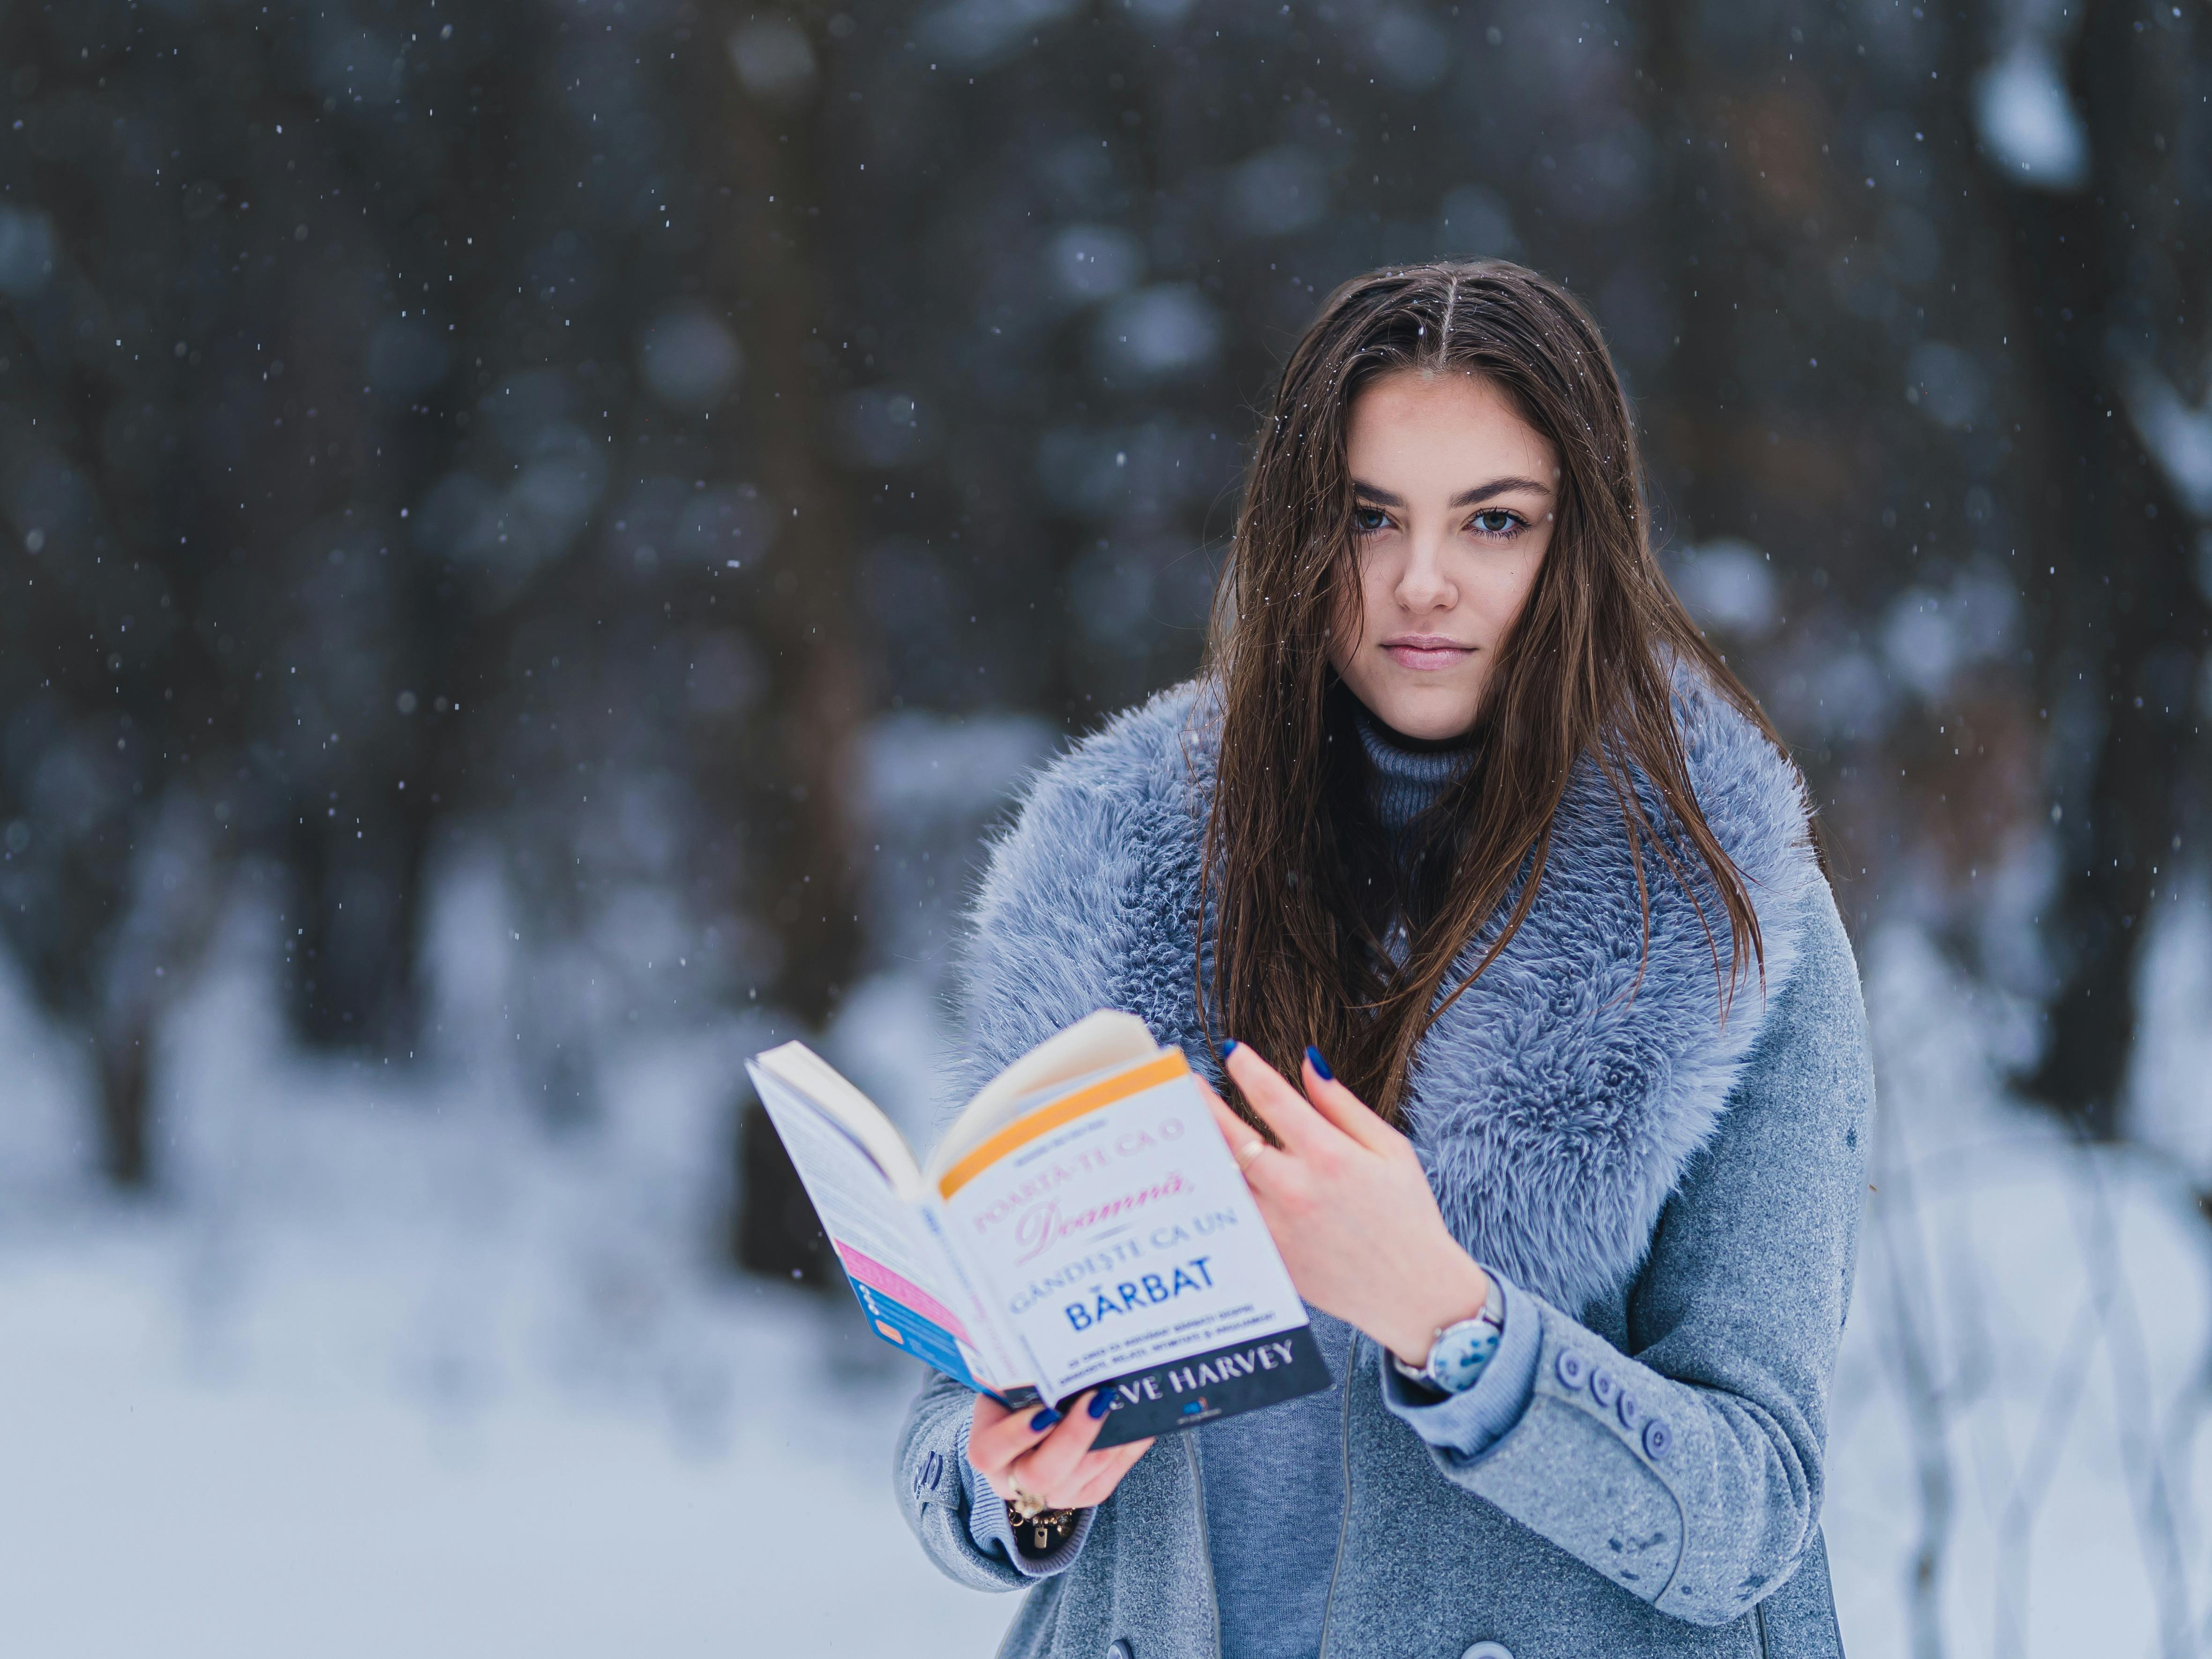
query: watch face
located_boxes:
[1424,1314,1503,1393]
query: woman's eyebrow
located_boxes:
[1350,476,1553,508]
[1450,476,1552,506]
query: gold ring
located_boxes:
[1236,1140,1265,1171]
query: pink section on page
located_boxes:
[835,1242,973,1343]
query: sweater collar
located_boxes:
[1350,702,1476,840]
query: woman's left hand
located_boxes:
[1205,1042,1492,1368]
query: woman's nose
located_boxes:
[1395,535,1458,611]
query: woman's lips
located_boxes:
[1382,638,1475,671]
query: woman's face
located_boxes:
[1328,368,1558,743]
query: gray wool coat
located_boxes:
[895,676,1874,1659]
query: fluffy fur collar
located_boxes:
[949,676,1825,1315]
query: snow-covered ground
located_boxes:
[0,1233,1010,1658]
[1831,919,2212,1658]
[0,914,1014,1658]
[3,888,2211,1657]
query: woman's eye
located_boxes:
[1470,509,1521,537]
[1352,506,1391,534]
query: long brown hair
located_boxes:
[1199,260,1803,1126]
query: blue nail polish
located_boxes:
[1029,1407,1061,1431]
[1305,1045,1334,1081]
[1218,1039,1239,1062]
[1087,1391,1112,1419]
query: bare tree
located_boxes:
[1980,2,2212,1140]
[714,9,869,1282]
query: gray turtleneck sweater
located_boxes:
[1350,701,1475,961]
[963,700,1546,1659]
[1353,699,1476,874]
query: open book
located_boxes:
[746,1011,1331,1446]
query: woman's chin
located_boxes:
[1360,686,1484,745]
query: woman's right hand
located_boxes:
[967,1390,1155,1513]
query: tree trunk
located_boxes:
[96,1023,151,1189]
[1989,7,2212,1138]
[711,14,867,1284]
[285,812,432,1056]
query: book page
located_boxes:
[748,1059,1001,1392]
[750,1040,924,1197]
[928,1008,1159,1176]
[933,1050,1310,1406]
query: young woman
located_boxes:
[896,261,1871,1659]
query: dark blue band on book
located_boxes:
[1082,1324,1333,1447]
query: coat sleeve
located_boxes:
[894,1368,1096,1591]
[1378,1263,1544,1454]
[1390,882,1873,1627]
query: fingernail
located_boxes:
[1029,1407,1060,1432]
[1218,1039,1238,1062]
[1087,1391,1112,1419]
[1305,1045,1334,1081]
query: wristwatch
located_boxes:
[1392,1277,1505,1395]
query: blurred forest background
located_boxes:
[3,1,2212,1655]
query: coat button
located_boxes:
[1617,1390,1642,1430]
[1554,1350,1587,1390]
[1589,1367,1618,1408]
[1106,1642,1132,1659]
[1461,1643,1515,1659]
[1642,1417,1673,1461]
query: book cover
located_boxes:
[748,1020,1332,1444]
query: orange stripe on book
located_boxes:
[937,1049,1190,1200]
